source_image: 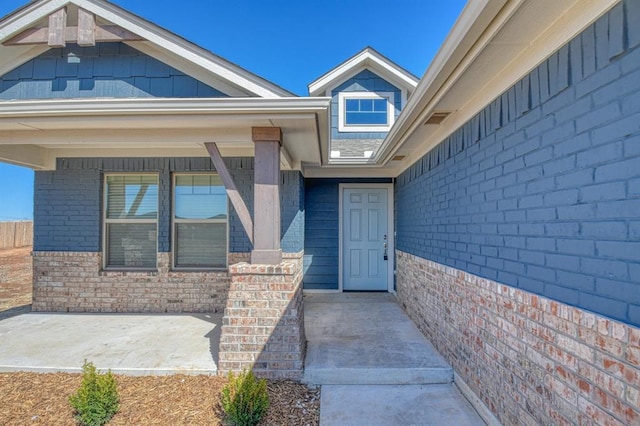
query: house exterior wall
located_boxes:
[330,70,402,157]
[32,157,304,312]
[303,177,391,290]
[0,42,226,99]
[395,2,640,424]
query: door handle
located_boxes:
[383,234,388,261]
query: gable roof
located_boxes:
[308,46,419,97]
[0,0,294,98]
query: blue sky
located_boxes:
[0,0,467,220]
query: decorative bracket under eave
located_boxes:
[3,7,143,47]
[204,142,254,245]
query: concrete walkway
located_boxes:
[0,312,221,375]
[303,293,487,426]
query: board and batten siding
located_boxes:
[395,0,640,326]
[34,157,304,254]
[0,42,226,100]
[303,178,392,290]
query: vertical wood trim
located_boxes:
[252,140,281,255]
[48,8,67,48]
[77,9,96,47]
[251,127,283,264]
[204,143,253,245]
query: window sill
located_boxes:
[100,268,159,276]
[170,267,228,273]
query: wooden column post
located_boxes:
[251,127,282,264]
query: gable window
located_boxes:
[104,174,158,269]
[338,92,395,132]
[173,174,228,269]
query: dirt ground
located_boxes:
[0,247,32,319]
[0,249,320,425]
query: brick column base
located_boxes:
[218,255,305,380]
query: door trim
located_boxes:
[338,183,394,292]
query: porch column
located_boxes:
[251,127,282,264]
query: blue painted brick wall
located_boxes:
[304,178,392,290]
[395,2,640,326]
[34,157,304,255]
[0,43,226,100]
[331,69,402,140]
[34,169,101,251]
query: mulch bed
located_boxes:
[0,372,320,425]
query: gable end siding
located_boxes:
[0,43,227,100]
[396,2,640,326]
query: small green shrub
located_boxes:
[69,361,119,426]
[221,369,270,426]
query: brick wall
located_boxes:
[395,1,640,325]
[0,42,226,100]
[397,251,639,425]
[32,251,232,313]
[218,252,305,380]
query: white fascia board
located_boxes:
[0,0,70,40]
[309,48,418,96]
[0,97,331,118]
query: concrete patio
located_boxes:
[0,312,221,375]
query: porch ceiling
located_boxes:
[0,97,330,170]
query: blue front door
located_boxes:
[342,187,389,291]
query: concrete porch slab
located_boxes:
[320,384,486,426]
[303,293,453,385]
[0,313,222,375]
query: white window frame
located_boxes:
[103,173,159,271]
[171,172,229,271]
[338,91,395,132]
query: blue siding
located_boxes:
[303,178,392,290]
[0,43,226,100]
[331,69,402,140]
[34,158,304,255]
[395,2,640,326]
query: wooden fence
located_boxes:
[0,221,33,249]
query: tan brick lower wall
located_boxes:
[0,247,32,283]
[219,251,306,380]
[32,251,236,313]
[396,250,640,426]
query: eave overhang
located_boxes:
[369,0,620,177]
[0,97,330,171]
